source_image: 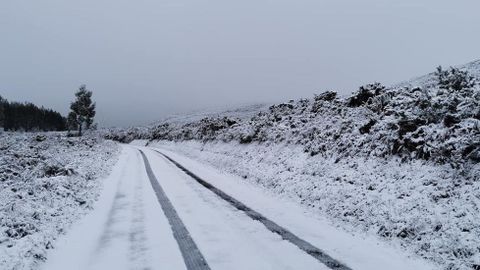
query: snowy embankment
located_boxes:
[0,132,120,270]
[108,61,480,269]
[149,140,480,270]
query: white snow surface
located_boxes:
[103,59,480,270]
[41,144,436,270]
[42,145,329,270]
[396,59,480,89]
[106,60,480,166]
[148,143,437,270]
[151,103,270,126]
[0,132,120,270]
[41,146,186,270]
[149,140,480,270]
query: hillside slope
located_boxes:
[106,60,480,270]
[107,61,480,165]
[396,59,480,89]
[0,133,120,269]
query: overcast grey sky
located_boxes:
[1,0,479,127]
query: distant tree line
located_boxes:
[0,85,96,134]
[0,95,66,131]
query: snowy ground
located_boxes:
[151,140,480,270]
[41,144,436,270]
[101,59,479,270]
[0,132,120,270]
[152,103,269,126]
[4,60,478,269]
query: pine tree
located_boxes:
[0,95,5,129]
[66,111,79,132]
[70,85,96,136]
[0,95,65,131]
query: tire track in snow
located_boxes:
[139,150,211,270]
[154,150,352,270]
[161,154,314,269]
[93,156,129,255]
[91,152,151,270]
[128,152,150,270]
[90,155,131,266]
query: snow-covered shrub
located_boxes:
[196,117,237,141]
[103,126,151,143]
[0,132,119,269]
[374,70,480,163]
[150,123,174,140]
[106,65,480,164]
[347,82,387,107]
[106,62,480,270]
[436,66,476,91]
[311,91,337,113]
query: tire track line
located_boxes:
[129,152,150,270]
[154,149,352,270]
[139,150,211,270]
[91,154,131,261]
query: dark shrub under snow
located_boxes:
[106,65,480,165]
[105,61,480,270]
[0,133,119,269]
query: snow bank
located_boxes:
[107,60,480,269]
[106,63,480,165]
[0,132,120,270]
[152,140,480,270]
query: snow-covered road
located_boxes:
[41,144,436,270]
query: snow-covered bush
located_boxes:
[436,66,476,91]
[103,127,151,143]
[196,117,237,141]
[370,68,480,163]
[105,61,480,269]
[105,65,480,166]
[311,92,336,113]
[0,132,119,269]
[155,140,480,270]
[347,82,387,108]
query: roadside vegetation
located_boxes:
[106,65,480,165]
[0,132,119,269]
[106,63,480,270]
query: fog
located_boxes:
[1,0,479,127]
